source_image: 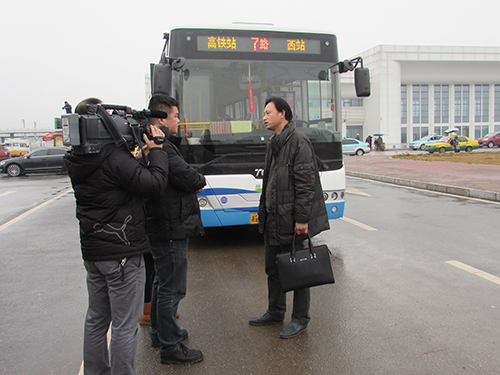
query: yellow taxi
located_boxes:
[424,136,479,153]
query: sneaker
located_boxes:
[152,329,188,348]
[160,343,203,365]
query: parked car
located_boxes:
[0,144,11,161]
[409,134,443,150]
[342,138,371,156]
[0,147,69,177]
[477,132,500,148]
[424,136,479,153]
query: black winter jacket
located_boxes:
[65,144,168,261]
[145,134,206,242]
[258,124,329,245]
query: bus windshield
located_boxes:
[173,59,341,174]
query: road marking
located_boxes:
[347,176,500,205]
[0,188,72,232]
[341,216,377,231]
[446,260,500,286]
[0,190,16,197]
[346,187,372,197]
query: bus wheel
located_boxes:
[7,164,22,177]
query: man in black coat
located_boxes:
[249,96,329,339]
[65,98,169,375]
[144,94,206,365]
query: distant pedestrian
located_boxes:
[365,134,372,147]
[355,133,360,140]
[62,101,72,114]
[449,133,460,153]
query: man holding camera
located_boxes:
[65,98,169,375]
[144,94,206,365]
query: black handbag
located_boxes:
[276,234,335,293]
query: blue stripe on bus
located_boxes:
[200,201,345,227]
[198,188,259,196]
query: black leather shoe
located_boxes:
[160,343,203,365]
[249,312,284,326]
[152,329,188,348]
[280,321,308,339]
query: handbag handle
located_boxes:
[290,233,316,263]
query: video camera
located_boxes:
[61,104,167,155]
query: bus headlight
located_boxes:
[198,197,208,208]
[331,192,338,200]
[323,192,328,201]
[331,206,337,213]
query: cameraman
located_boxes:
[65,98,169,375]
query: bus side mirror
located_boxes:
[151,63,172,95]
[355,68,370,97]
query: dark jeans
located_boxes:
[143,252,155,303]
[264,236,311,326]
[150,239,188,356]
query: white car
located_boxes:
[342,138,371,156]
[409,135,443,150]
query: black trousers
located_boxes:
[264,235,311,326]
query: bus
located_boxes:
[149,27,370,227]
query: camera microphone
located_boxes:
[141,109,168,118]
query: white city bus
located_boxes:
[149,27,369,227]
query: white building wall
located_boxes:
[341,45,500,148]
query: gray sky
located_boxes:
[1,0,498,130]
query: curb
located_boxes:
[346,171,500,202]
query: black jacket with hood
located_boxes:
[145,132,206,242]
[258,123,329,245]
[65,144,168,261]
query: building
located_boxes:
[341,45,500,148]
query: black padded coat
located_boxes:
[258,123,329,245]
[65,144,169,261]
[145,134,206,242]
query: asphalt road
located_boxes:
[1,174,499,374]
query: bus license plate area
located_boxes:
[250,213,258,224]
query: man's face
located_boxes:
[159,106,180,135]
[263,102,286,134]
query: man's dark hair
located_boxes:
[265,96,293,122]
[148,94,179,116]
[75,97,102,115]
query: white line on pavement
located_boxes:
[0,190,16,197]
[341,216,377,231]
[0,188,72,232]
[348,176,500,205]
[346,187,372,197]
[446,260,500,286]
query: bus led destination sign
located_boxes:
[197,35,321,54]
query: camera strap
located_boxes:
[96,105,127,148]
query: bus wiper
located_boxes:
[315,155,329,171]
[197,152,265,170]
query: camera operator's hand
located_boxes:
[143,126,165,155]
